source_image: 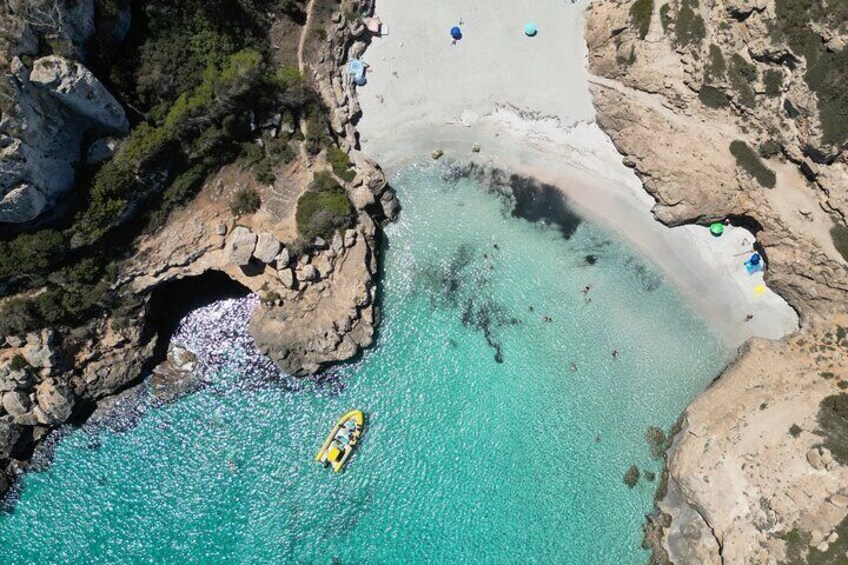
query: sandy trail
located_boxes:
[355,0,798,346]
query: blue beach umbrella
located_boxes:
[524,22,538,37]
[450,26,462,40]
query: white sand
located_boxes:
[355,0,798,347]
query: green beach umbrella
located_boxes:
[709,222,725,237]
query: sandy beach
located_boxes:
[355,0,798,346]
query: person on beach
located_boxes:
[745,314,754,322]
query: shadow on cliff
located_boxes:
[146,270,252,366]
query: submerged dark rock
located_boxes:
[507,174,582,239]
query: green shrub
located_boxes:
[630,0,654,40]
[705,44,726,81]
[831,222,848,262]
[764,69,783,97]
[327,146,356,182]
[775,0,848,147]
[729,53,757,108]
[295,173,355,241]
[304,116,329,155]
[230,187,262,215]
[759,139,781,158]
[0,299,38,337]
[818,393,848,465]
[674,0,706,47]
[730,140,777,188]
[789,423,802,437]
[659,3,672,32]
[9,354,28,371]
[699,85,729,108]
[0,230,67,280]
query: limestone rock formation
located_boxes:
[251,218,379,376]
[0,54,128,223]
[253,232,282,264]
[226,227,257,266]
[29,56,129,133]
[586,1,848,562]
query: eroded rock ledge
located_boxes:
[586,1,848,563]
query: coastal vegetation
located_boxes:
[673,0,706,47]
[831,222,848,262]
[629,0,654,40]
[728,53,757,109]
[0,0,323,336]
[758,139,781,159]
[704,44,726,81]
[659,4,672,33]
[698,85,729,109]
[729,140,777,188]
[230,187,262,216]
[295,172,356,242]
[774,0,848,147]
[763,69,783,98]
[817,393,848,465]
[328,146,357,182]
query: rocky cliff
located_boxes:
[0,0,398,498]
[586,1,848,563]
[0,0,128,223]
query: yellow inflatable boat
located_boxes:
[315,410,365,472]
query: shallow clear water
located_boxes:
[0,162,730,564]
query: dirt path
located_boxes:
[297,0,317,74]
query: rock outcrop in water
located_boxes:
[586,1,848,562]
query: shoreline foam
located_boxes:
[356,0,797,347]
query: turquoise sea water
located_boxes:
[0,162,730,564]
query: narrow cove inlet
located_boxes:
[0,162,731,563]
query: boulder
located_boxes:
[0,418,22,458]
[830,493,848,508]
[344,229,357,248]
[2,390,31,417]
[313,255,334,279]
[297,264,319,282]
[275,247,291,267]
[253,232,282,263]
[278,267,295,289]
[226,227,257,266]
[0,369,35,392]
[30,56,129,133]
[22,329,58,369]
[215,223,228,236]
[5,336,24,348]
[807,447,825,470]
[350,185,375,210]
[330,232,344,254]
[35,378,75,425]
[380,190,400,221]
[0,183,47,224]
[86,137,120,165]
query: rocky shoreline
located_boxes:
[586,1,848,562]
[0,0,397,499]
